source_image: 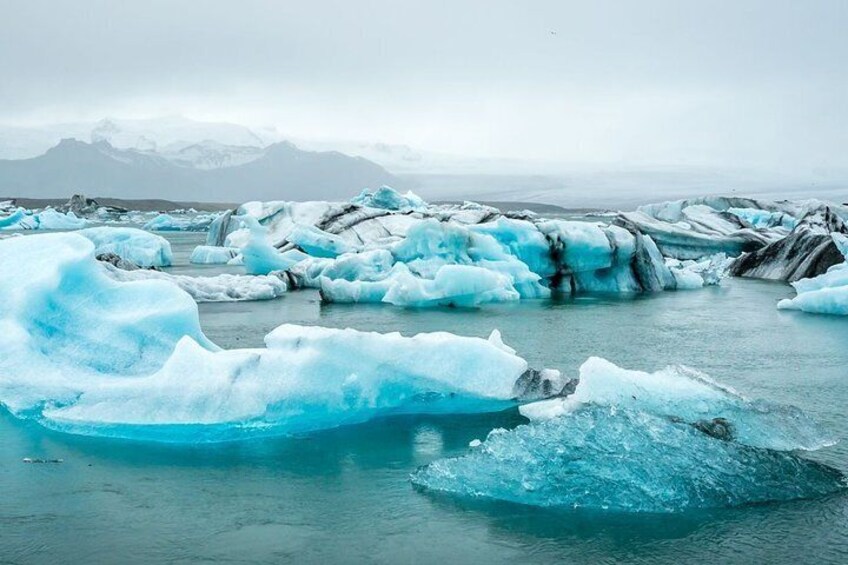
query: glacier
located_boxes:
[78,226,174,267]
[777,234,848,316]
[412,357,843,512]
[0,232,559,442]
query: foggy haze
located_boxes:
[1,1,845,172]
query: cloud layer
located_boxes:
[1,0,846,174]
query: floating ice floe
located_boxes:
[102,263,287,302]
[350,186,427,210]
[412,357,842,512]
[209,190,726,306]
[200,189,848,306]
[0,208,28,228]
[78,226,173,267]
[287,223,359,258]
[726,207,799,230]
[190,245,240,265]
[143,212,220,232]
[617,199,781,260]
[777,233,848,316]
[239,218,310,275]
[731,207,848,282]
[0,232,560,441]
[0,207,89,230]
[665,253,732,289]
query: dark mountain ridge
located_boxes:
[0,138,401,202]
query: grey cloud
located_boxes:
[0,0,846,173]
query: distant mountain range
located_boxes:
[0,116,539,175]
[0,138,401,202]
[2,116,843,207]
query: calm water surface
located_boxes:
[2,232,847,564]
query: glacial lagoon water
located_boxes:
[2,231,848,563]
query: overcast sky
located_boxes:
[1,0,846,174]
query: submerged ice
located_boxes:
[0,232,553,441]
[412,358,842,512]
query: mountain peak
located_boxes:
[0,136,400,201]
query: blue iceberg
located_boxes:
[143,212,220,232]
[412,357,842,512]
[777,234,848,316]
[239,218,309,275]
[0,232,551,442]
[351,186,427,210]
[0,207,89,230]
[206,193,749,306]
[287,224,358,258]
[78,226,173,267]
[189,245,240,265]
[102,264,287,302]
[727,207,799,230]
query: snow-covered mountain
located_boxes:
[159,140,266,170]
[0,116,536,175]
[88,117,277,152]
[0,116,282,161]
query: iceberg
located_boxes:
[78,226,173,267]
[239,218,309,275]
[143,212,219,232]
[102,263,287,302]
[412,406,843,513]
[614,206,771,260]
[412,357,842,512]
[58,194,128,220]
[381,265,519,308]
[208,193,811,305]
[307,219,550,306]
[731,207,847,282]
[190,245,240,265]
[727,207,798,230]
[777,234,848,315]
[0,207,89,230]
[0,232,556,441]
[350,186,427,210]
[665,253,731,289]
[321,263,520,307]
[287,224,359,258]
[0,207,28,228]
[391,219,550,298]
[520,357,831,450]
